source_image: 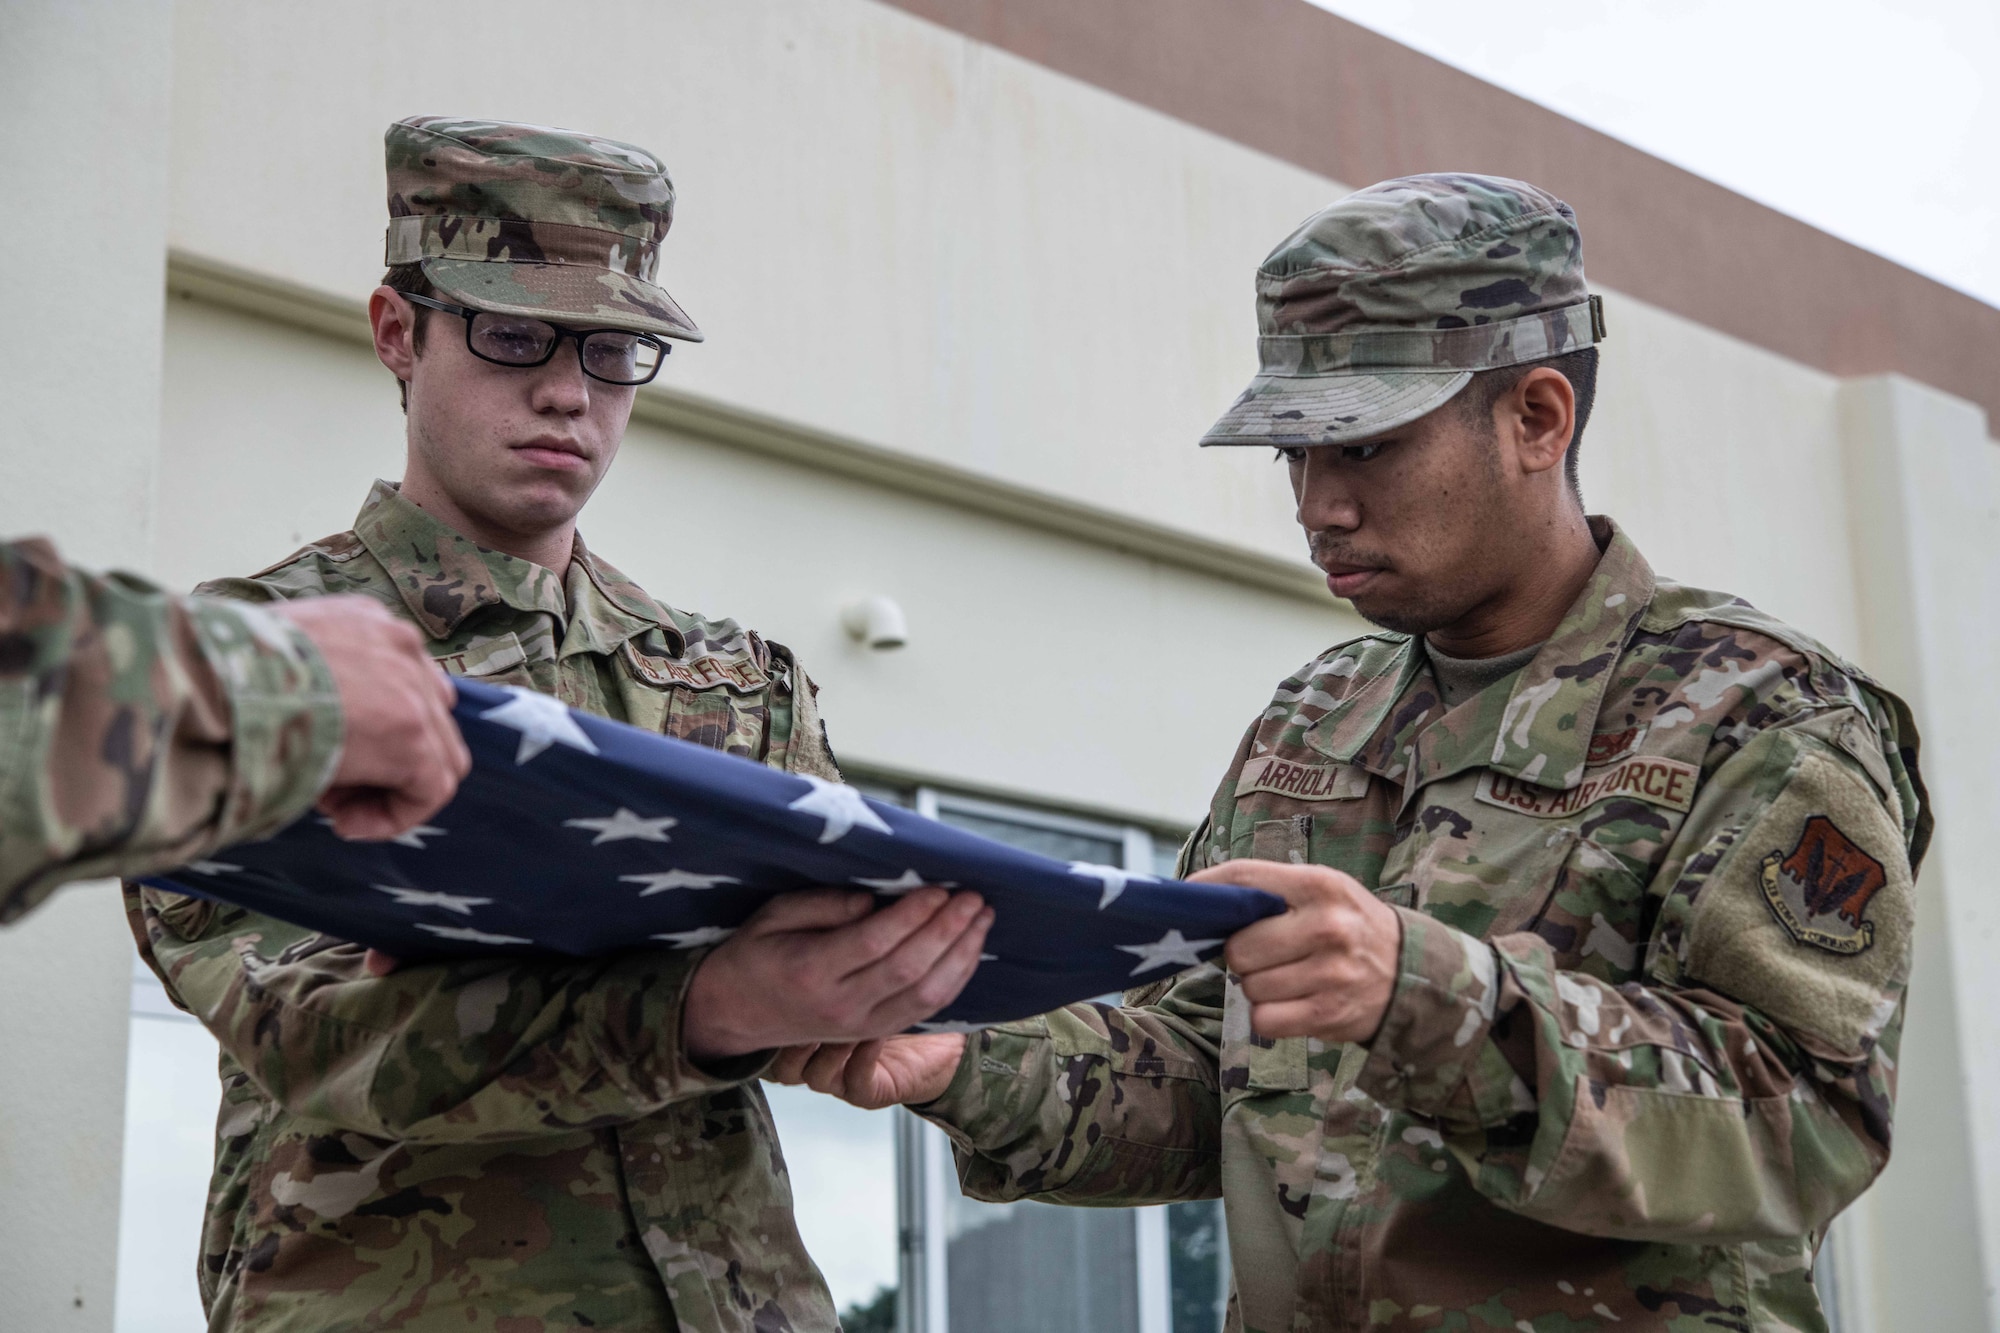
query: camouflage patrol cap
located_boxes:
[1200,173,1603,447]
[385,116,701,342]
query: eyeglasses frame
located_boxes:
[398,291,671,386]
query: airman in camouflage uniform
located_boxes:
[2,535,465,921]
[125,118,993,1333]
[0,536,340,921]
[130,484,842,1331]
[835,176,1929,1331]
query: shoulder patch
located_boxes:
[1683,746,1913,1057]
[1758,816,1885,955]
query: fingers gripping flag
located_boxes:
[148,681,1283,1026]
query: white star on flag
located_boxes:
[388,825,446,849]
[853,869,951,895]
[1067,862,1157,910]
[621,870,740,896]
[564,809,677,844]
[372,885,493,916]
[187,860,241,875]
[1116,928,1221,976]
[415,923,534,946]
[652,925,736,949]
[480,687,600,764]
[788,776,894,844]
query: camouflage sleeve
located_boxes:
[127,885,772,1142]
[919,972,1226,1207]
[1355,712,1923,1244]
[0,537,342,924]
[914,724,1255,1206]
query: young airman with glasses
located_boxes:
[126,116,991,1333]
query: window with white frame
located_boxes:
[834,783,1225,1333]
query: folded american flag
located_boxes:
[148,680,1283,1026]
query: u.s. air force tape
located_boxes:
[1476,754,1698,820]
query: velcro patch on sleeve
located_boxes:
[1684,747,1914,1058]
[1476,754,1698,820]
[1234,755,1370,802]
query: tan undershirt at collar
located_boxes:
[1423,637,1545,710]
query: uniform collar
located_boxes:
[1304,641,1436,783]
[1484,515,1654,788]
[1308,516,1654,794]
[352,480,685,655]
[561,539,686,659]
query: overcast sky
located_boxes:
[1307,0,2000,309]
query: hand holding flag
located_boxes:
[150,680,1283,1028]
[684,887,992,1061]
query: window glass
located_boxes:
[853,780,912,808]
[946,1187,1139,1333]
[1168,1199,1229,1333]
[914,792,1203,1333]
[763,1085,899,1327]
[117,966,218,1333]
[934,806,1122,868]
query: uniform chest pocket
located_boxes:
[621,639,772,758]
[661,688,768,757]
[1536,835,1651,981]
[1395,810,1579,942]
[1230,759,1393,876]
[1398,800,1654,981]
[1219,974,1311,1106]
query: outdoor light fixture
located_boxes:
[841,595,908,650]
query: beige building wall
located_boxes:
[1,1,1992,1329]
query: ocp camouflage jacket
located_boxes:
[1,536,339,922]
[127,481,842,1333]
[920,518,1929,1332]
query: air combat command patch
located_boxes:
[1759,814,1886,954]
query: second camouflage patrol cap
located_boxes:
[384,116,702,342]
[1200,172,1604,447]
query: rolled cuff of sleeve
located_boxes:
[187,598,344,845]
[1357,907,1524,1129]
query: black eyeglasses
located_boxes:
[401,292,670,386]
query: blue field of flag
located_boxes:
[146,680,1283,1026]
